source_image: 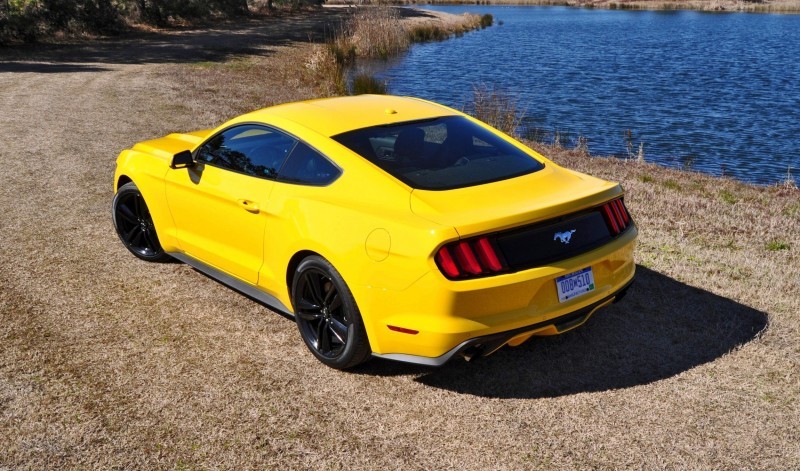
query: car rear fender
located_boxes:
[258,183,457,351]
[260,199,452,305]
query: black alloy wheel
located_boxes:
[112,182,171,262]
[292,256,371,369]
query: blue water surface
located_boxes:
[372,6,800,185]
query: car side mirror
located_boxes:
[171,150,194,169]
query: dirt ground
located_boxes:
[1,6,798,469]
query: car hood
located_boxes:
[409,163,622,237]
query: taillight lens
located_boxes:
[435,246,460,278]
[435,236,507,280]
[601,198,633,236]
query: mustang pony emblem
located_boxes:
[554,230,576,244]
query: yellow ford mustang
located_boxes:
[113,95,636,369]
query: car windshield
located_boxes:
[332,116,545,190]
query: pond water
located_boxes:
[369,6,800,186]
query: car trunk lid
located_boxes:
[410,164,622,238]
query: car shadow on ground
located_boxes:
[355,266,768,399]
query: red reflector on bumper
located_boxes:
[388,325,419,335]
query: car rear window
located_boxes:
[332,116,544,190]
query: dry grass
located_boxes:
[1,6,799,469]
[348,7,410,59]
[600,0,800,12]
[324,7,411,64]
[307,6,487,96]
[469,84,525,136]
[407,10,488,38]
[305,43,349,96]
[351,72,388,94]
[327,6,487,60]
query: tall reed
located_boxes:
[309,7,490,97]
[346,7,410,59]
[469,84,525,136]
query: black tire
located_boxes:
[112,182,172,263]
[291,256,371,369]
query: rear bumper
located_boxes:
[371,278,633,366]
[361,226,637,363]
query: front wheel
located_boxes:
[112,182,171,263]
[291,256,371,369]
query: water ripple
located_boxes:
[375,6,800,185]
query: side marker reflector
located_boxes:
[388,325,419,335]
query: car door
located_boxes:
[165,124,296,284]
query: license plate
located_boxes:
[556,267,595,303]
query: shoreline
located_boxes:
[2,5,794,188]
[327,0,800,14]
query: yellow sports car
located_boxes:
[113,95,636,369]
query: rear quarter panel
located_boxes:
[260,166,458,347]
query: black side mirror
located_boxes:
[171,150,194,169]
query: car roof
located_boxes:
[245,95,459,137]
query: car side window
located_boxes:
[196,125,297,179]
[277,142,341,186]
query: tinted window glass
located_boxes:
[332,116,544,190]
[196,125,296,179]
[278,142,341,186]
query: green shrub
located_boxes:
[0,4,40,44]
[765,240,790,251]
[783,203,800,217]
[0,0,253,42]
[719,189,738,204]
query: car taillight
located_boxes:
[601,198,633,236]
[474,237,504,272]
[435,236,508,280]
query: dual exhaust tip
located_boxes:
[458,284,632,362]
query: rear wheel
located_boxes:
[291,256,371,369]
[112,182,171,263]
